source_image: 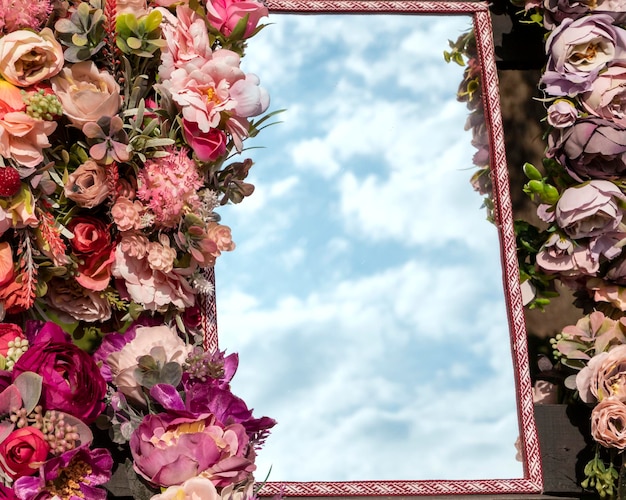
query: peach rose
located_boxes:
[206,222,235,253]
[0,112,56,170]
[577,344,626,403]
[0,28,64,87]
[591,398,626,449]
[64,160,109,208]
[50,61,121,127]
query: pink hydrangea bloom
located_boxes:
[137,148,202,228]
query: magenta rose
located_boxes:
[182,120,227,162]
[0,427,50,480]
[550,118,626,180]
[554,180,626,239]
[130,412,253,487]
[12,338,106,423]
[541,14,626,96]
[205,0,268,38]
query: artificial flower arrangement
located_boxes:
[502,0,626,496]
[0,0,277,497]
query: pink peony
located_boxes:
[576,344,626,402]
[582,63,626,126]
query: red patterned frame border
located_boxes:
[202,1,544,495]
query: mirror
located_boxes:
[210,1,543,495]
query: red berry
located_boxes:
[0,167,21,197]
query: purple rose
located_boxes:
[547,99,578,128]
[542,0,592,30]
[549,118,626,180]
[12,334,106,424]
[555,180,626,239]
[130,413,254,487]
[540,14,626,96]
[582,63,626,126]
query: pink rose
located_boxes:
[182,119,226,162]
[582,64,626,126]
[591,398,626,449]
[0,28,63,87]
[555,180,626,239]
[75,245,116,292]
[205,0,268,38]
[576,344,626,403]
[0,427,50,480]
[50,61,121,127]
[64,160,109,208]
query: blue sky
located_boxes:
[215,14,523,481]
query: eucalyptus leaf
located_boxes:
[13,372,43,415]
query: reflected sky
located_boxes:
[214,14,523,481]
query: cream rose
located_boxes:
[64,160,109,208]
[50,61,121,127]
[0,28,64,87]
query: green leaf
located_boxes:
[126,36,142,50]
[143,9,162,32]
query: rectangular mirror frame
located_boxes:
[200,1,544,495]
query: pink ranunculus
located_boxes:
[205,0,268,38]
[0,427,50,480]
[591,398,626,449]
[182,119,227,162]
[547,99,578,128]
[64,160,109,208]
[147,237,177,273]
[130,412,253,487]
[576,344,626,403]
[582,63,626,126]
[0,28,63,87]
[0,112,56,171]
[50,61,121,128]
[12,334,107,423]
[206,222,236,253]
[555,180,626,239]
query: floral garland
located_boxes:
[0,0,276,498]
[507,0,626,496]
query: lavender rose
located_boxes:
[130,412,254,487]
[12,329,106,423]
[554,180,626,239]
[591,398,626,449]
[576,344,626,402]
[536,232,600,276]
[541,14,626,96]
[549,118,626,180]
[547,99,578,128]
[582,63,626,126]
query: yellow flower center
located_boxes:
[45,458,93,499]
[152,420,206,448]
[206,87,221,104]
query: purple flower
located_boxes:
[541,14,626,96]
[13,446,112,500]
[555,180,626,239]
[582,63,626,126]
[12,326,107,424]
[542,0,593,30]
[547,99,578,128]
[130,413,254,488]
[536,233,600,276]
[549,118,626,180]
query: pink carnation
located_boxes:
[137,148,202,228]
[0,0,52,36]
